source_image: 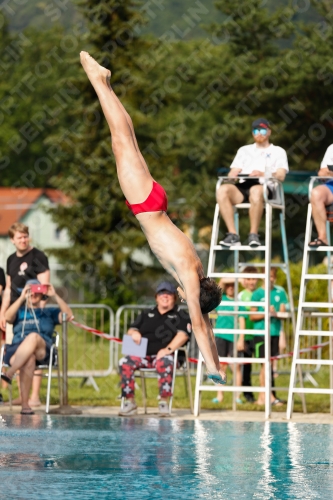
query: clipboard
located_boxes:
[122,334,148,357]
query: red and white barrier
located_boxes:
[70,319,329,363]
[70,320,122,343]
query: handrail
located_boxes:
[308,175,333,198]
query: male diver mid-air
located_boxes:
[80,51,225,384]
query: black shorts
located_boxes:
[3,339,51,366]
[243,339,254,357]
[215,337,234,357]
[236,179,273,203]
[254,336,279,359]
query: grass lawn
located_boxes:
[2,366,332,414]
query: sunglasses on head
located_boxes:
[253,128,268,136]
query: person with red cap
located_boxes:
[1,281,73,415]
[217,118,289,247]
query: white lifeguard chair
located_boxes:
[287,177,333,419]
[194,176,299,419]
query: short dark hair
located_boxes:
[242,266,258,274]
[199,278,222,314]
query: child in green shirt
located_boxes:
[250,268,288,406]
[213,277,242,403]
[237,265,259,403]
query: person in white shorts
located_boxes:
[309,144,333,247]
[216,118,289,247]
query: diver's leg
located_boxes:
[80,51,152,204]
[111,91,150,176]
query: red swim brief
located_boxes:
[126,181,168,215]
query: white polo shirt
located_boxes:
[320,144,333,169]
[320,144,333,190]
[230,143,289,183]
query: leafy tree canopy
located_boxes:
[0,0,332,304]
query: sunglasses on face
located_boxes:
[252,128,268,136]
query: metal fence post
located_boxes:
[62,312,68,406]
[49,313,82,415]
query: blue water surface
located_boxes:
[0,415,332,499]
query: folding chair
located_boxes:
[121,346,193,415]
[0,332,61,414]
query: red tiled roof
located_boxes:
[0,188,69,236]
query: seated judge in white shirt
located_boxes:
[216,118,289,247]
[309,144,333,247]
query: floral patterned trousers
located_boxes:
[119,354,175,399]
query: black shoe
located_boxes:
[219,233,241,247]
[0,393,3,404]
[248,233,261,247]
[1,374,12,384]
[244,394,255,403]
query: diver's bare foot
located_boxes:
[79,51,111,86]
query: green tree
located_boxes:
[48,0,169,305]
[0,26,77,187]
[41,0,332,303]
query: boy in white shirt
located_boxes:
[217,118,289,247]
[309,144,333,247]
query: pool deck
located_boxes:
[1,404,332,423]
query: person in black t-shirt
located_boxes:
[0,266,6,403]
[119,282,192,417]
[0,267,6,322]
[1,223,50,318]
[0,222,50,407]
[0,267,6,303]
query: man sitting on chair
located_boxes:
[216,118,289,247]
[1,280,73,415]
[309,144,333,247]
[119,282,191,417]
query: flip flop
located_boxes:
[1,374,12,385]
[272,398,284,407]
[20,408,35,415]
[207,373,227,385]
[309,239,327,248]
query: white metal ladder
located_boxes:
[287,177,333,419]
[194,176,298,419]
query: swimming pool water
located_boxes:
[0,415,332,500]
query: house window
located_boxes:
[55,228,61,240]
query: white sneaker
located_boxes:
[118,400,138,416]
[158,401,170,417]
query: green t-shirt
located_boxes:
[238,289,255,341]
[251,285,289,337]
[215,295,236,342]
